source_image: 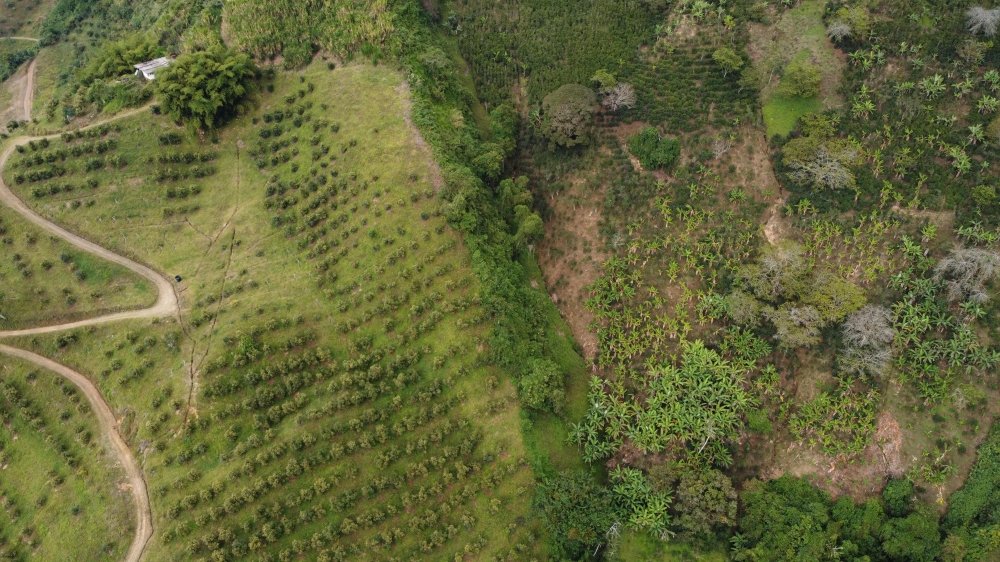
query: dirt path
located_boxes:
[0,106,177,338]
[0,345,153,562]
[20,58,35,120]
[0,106,169,561]
[0,37,40,42]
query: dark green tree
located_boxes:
[672,468,737,541]
[534,471,622,560]
[882,479,914,518]
[155,46,259,131]
[735,476,839,561]
[540,84,597,148]
[79,34,163,84]
[627,127,680,170]
[882,512,942,562]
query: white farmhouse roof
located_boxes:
[133,57,173,80]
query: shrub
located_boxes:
[778,59,821,98]
[627,127,680,170]
[883,478,914,517]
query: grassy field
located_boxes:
[0,0,52,37]
[0,206,153,330]
[751,0,844,137]
[762,93,823,137]
[6,59,548,561]
[0,355,135,561]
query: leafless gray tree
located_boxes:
[601,82,637,112]
[827,20,853,42]
[744,245,807,301]
[934,247,1000,303]
[788,146,857,191]
[840,305,895,377]
[712,137,732,159]
[967,6,1000,37]
[843,305,895,348]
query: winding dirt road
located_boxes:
[0,108,174,562]
[0,345,153,562]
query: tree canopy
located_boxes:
[627,127,680,170]
[155,46,259,131]
[534,471,622,560]
[778,59,822,98]
[540,84,598,148]
[78,34,163,85]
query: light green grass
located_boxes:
[0,355,135,561]
[7,60,547,561]
[619,531,727,561]
[762,94,823,137]
[0,206,153,329]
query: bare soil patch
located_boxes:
[763,410,905,501]
[0,58,34,126]
[536,179,607,361]
[396,81,445,191]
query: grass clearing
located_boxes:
[750,0,844,137]
[6,59,547,561]
[0,355,135,561]
[762,89,823,138]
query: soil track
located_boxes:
[0,345,153,562]
[0,106,170,562]
[20,58,35,120]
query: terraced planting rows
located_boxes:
[0,356,135,561]
[5,61,546,561]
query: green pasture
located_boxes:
[0,356,134,561]
[0,206,153,330]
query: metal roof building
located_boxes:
[133,57,173,80]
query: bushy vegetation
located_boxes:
[224,0,399,66]
[626,126,679,170]
[0,40,37,83]
[156,46,258,131]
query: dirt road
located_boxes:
[0,106,171,561]
[0,107,177,338]
[0,345,153,562]
[20,58,34,120]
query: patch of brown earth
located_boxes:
[395,81,445,192]
[765,410,905,501]
[0,58,34,126]
[536,179,607,361]
[724,128,791,246]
